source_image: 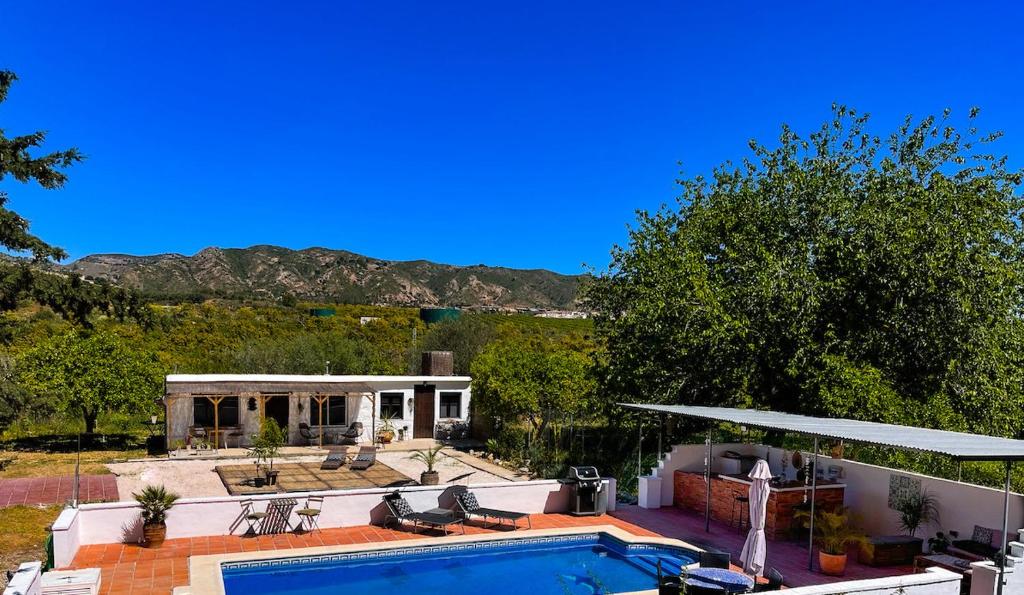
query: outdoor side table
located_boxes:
[685,568,754,593]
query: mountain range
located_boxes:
[64,245,583,309]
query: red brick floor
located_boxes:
[0,474,117,507]
[66,506,914,595]
[68,513,661,595]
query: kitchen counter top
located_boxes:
[716,472,845,492]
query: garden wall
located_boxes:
[51,478,616,569]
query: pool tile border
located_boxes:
[186,525,702,595]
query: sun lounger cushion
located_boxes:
[321,452,346,470]
[390,497,415,517]
[459,491,481,511]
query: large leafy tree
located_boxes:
[0,71,150,327]
[587,106,1024,436]
[471,336,596,436]
[21,330,163,433]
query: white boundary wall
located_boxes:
[51,478,616,569]
[778,567,961,595]
[639,442,1024,541]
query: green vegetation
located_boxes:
[21,330,163,433]
[248,418,286,472]
[0,505,61,580]
[587,106,1024,488]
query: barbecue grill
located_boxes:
[562,466,607,516]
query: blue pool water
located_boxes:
[221,533,697,595]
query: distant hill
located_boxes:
[65,245,583,308]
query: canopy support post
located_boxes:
[658,413,663,461]
[705,429,712,533]
[957,460,962,482]
[998,461,1012,595]
[808,437,819,572]
[637,420,643,480]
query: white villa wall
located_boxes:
[164,376,472,447]
[641,442,1024,543]
[51,478,615,569]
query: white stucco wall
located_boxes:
[781,567,961,595]
[164,376,472,447]
[641,442,1024,544]
[51,478,614,568]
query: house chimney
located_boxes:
[421,351,455,376]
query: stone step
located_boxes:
[1009,541,1024,558]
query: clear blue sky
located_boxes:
[2,1,1021,274]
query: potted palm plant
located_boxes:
[133,485,179,547]
[894,490,940,537]
[408,445,444,485]
[796,506,867,576]
[377,412,397,444]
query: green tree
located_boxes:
[0,71,152,327]
[587,106,1024,436]
[471,336,596,436]
[21,330,163,433]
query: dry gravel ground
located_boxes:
[106,450,511,500]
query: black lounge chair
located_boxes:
[349,446,376,470]
[338,422,363,445]
[452,486,531,530]
[699,550,731,569]
[382,491,464,535]
[321,451,346,470]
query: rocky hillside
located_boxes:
[65,245,582,308]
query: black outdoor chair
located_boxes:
[452,486,531,530]
[338,422,363,445]
[753,568,784,592]
[298,423,315,446]
[699,550,731,569]
[349,445,376,470]
[382,491,464,535]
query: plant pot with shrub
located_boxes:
[796,506,867,576]
[134,485,179,548]
[409,445,445,485]
[377,412,397,444]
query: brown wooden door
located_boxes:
[413,385,435,438]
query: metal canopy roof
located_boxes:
[621,403,1024,461]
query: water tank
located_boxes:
[419,307,460,324]
[309,308,336,317]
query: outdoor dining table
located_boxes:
[260,497,299,535]
[685,568,755,593]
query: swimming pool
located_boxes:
[220,532,698,595]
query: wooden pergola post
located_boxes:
[312,394,329,448]
[205,396,225,451]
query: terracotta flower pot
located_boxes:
[142,523,166,548]
[378,431,394,444]
[420,471,439,485]
[819,551,847,576]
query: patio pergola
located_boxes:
[622,403,1024,595]
[164,377,377,450]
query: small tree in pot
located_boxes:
[409,445,445,485]
[134,485,179,548]
[249,418,285,485]
[796,506,867,576]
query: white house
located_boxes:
[162,372,472,448]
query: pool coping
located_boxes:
[183,525,703,595]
